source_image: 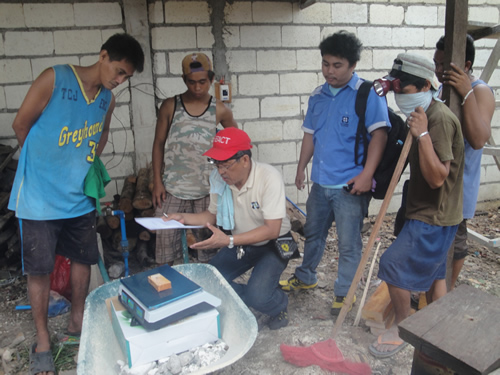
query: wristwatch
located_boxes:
[228,235,234,249]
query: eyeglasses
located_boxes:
[207,157,240,172]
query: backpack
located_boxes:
[354,80,408,200]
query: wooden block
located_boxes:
[418,292,428,310]
[361,281,393,323]
[148,273,172,292]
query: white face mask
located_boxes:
[394,91,433,118]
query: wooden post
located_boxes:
[442,0,468,291]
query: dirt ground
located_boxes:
[1,201,499,375]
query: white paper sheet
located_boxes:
[135,217,204,230]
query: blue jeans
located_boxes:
[209,242,288,317]
[294,183,370,296]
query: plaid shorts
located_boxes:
[154,192,217,264]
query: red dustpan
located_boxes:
[280,339,371,375]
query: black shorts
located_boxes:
[20,211,98,275]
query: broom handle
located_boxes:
[332,131,413,338]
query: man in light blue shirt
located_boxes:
[280,31,390,316]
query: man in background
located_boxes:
[152,53,237,265]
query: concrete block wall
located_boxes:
[1,0,499,215]
[151,0,500,214]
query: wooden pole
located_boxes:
[442,0,469,291]
[333,131,413,337]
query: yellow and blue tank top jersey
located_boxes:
[8,64,112,220]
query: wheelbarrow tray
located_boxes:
[77,263,258,374]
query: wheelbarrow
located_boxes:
[77,263,258,374]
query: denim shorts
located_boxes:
[378,219,458,292]
[20,211,98,275]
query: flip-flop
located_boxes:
[368,335,408,358]
[29,343,55,375]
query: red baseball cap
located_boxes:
[203,128,253,161]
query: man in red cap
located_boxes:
[165,127,292,330]
[152,52,237,265]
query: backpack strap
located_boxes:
[354,80,373,166]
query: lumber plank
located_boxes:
[361,281,393,323]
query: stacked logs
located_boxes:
[0,144,20,269]
[97,165,157,275]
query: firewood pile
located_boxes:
[0,144,20,270]
[98,165,157,276]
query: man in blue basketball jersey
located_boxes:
[8,34,144,375]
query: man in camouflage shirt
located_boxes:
[152,53,237,265]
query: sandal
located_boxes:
[369,335,408,358]
[29,343,55,375]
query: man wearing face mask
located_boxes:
[369,53,464,358]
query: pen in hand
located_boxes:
[163,213,168,219]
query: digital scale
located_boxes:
[118,265,221,330]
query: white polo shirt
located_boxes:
[208,160,291,246]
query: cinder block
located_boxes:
[257,50,296,72]
[0,37,4,56]
[283,164,299,185]
[484,164,500,184]
[5,32,54,56]
[224,2,252,24]
[4,85,30,110]
[282,26,320,48]
[280,73,318,95]
[283,119,303,141]
[0,4,25,28]
[239,74,279,96]
[369,4,404,25]
[197,26,214,49]
[111,129,135,153]
[477,183,500,202]
[112,85,130,104]
[357,27,392,47]
[227,51,256,73]
[110,105,131,130]
[0,87,5,110]
[469,6,499,24]
[223,26,240,48]
[104,180,119,203]
[0,59,32,84]
[152,27,197,50]
[261,96,300,118]
[54,30,101,54]
[0,113,16,138]
[297,49,321,71]
[292,2,331,24]
[258,142,297,164]
[231,98,260,120]
[392,28,425,47]
[424,28,445,49]
[32,57,80,80]
[373,49,404,71]
[253,1,292,23]
[357,49,373,71]
[241,26,281,48]
[74,3,122,26]
[165,1,210,23]
[149,1,164,24]
[244,120,283,142]
[153,52,167,75]
[24,3,74,27]
[406,6,438,26]
[332,3,367,24]
[156,77,188,99]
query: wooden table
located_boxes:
[399,284,500,375]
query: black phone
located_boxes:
[343,183,354,192]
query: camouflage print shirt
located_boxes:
[163,95,217,200]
